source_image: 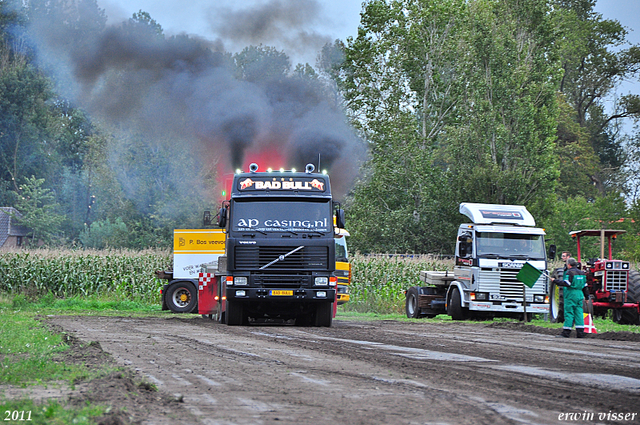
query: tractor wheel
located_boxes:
[405,287,420,319]
[617,270,640,325]
[165,281,198,313]
[448,287,468,321]
[612,308,623,324]
[550,268,564,323]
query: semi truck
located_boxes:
[158,163,345,326]
[405,203,551,320]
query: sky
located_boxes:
[98,0,365,67]
[96,0,640,59]
[97,0,640,95]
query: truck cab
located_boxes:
[219,163,343,326]
[451,203,550,318]
[334,228,351,305]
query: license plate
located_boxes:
[499,262,523,269]
[270,290,293,296]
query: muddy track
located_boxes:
[47,316,640,425]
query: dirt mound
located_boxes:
[69,371,185,425]
[487,321,640,341]
[38,317,199,424]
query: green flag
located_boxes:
[516,262,543,289]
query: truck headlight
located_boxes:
[314,277,329,286]
[235,290,246,297]
[534,295,545,303]
[234,277,248,286]
[316,291,327,298]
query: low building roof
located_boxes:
[0,207,30,247]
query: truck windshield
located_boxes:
[335,236,348,262]
[476,233,546,259]
[231,200,332,234]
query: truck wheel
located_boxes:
[314,302,333,327]
[165,281,198,313]
[405,287,420,319]
[448,287,467,321]
[226,300,244,326]
[549,268,564,323]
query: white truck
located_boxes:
[405,203,552,320]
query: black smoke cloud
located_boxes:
[23,0,364,199]
[208,0,332,61]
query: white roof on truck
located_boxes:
[459,203,536,227]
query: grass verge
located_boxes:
[0,293,167,424]
[335,309,640,333]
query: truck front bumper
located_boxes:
[227,287,336,302]
[469,301,549,313]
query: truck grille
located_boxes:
[605,271,627,292]
[478,269,546,301]
[234,246,328,271]
[253,274,310,287]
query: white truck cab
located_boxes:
[450,203,550,317]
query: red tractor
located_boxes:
[550,229,640,325]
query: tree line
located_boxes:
[1,0,640,261]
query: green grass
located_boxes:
[336,310,640,333]
[1,399,106,425]
[0,294,149,424]
[10,292,162,315]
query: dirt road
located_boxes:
[47,316,640,425]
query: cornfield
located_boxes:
[0,248,171,303]
[346,254,454,314]
[1,249,455,314]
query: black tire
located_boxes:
[550,268,564,323]
[405,287,420,319]
[165,281,198,313]
[296,313,313,327]
[619,270,640,324]
[226,299,244,326]
[314,302,333,327]
[628,270,640,303]
[612,308,623,324]
[448,287,467,321]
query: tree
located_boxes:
[339,0,561,252]
[552,0,640,194]
[444,0,560,215]
[0,55,55,190]
[233,45,291,82]
[15,175,64,243]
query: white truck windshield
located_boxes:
[476,232,546,260]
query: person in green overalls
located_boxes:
[553,258,587,338]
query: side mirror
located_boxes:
[203,210,212,226]
[548,244,557,260]
[335,209,345,229]
[217,207,227,228]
